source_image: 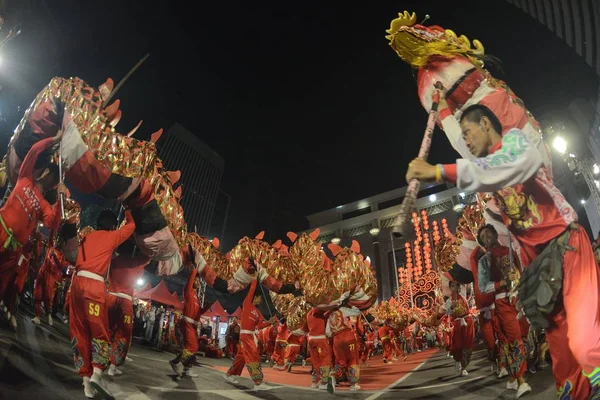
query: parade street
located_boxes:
[0,309,556,400]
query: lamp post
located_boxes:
[546,125,600,217]
[388,230,401,301]
[369,227,385,300]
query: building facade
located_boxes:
[304,184,472,301]
[157,123,225,236]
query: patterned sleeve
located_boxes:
[454,129,544,192]
[477,253,495,294]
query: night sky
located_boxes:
[0,0,597,217]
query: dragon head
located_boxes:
[386,11,485,69]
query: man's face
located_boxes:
[594,247,600,264]
[479,227,498,249]
[460,117,491,157]
[193,277,200,289]
[253,295,262,306]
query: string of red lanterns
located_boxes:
[398,209,446,286]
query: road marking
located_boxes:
[216,391,264,399]
[364,359,428,400]
[393,376,484,391]
[137,386,277,393]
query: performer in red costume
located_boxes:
[469,246,497,372]
[365,327,376,360]
[407,94,600,398]
[106,254,150,377]
[169,259,202,378]
[446,281,474,377]
[0,135,65,301]
[378,321,394,364]
[327,307,361,393]
[225,271,272,390]
[1,232,41,329]
[478,224,531,397]
[169,244,232,377]
[69,209,135,400]
[33,243,71,326]
[306,307,331,389]
[226,317,241,359]
[272,318,289,367]
[258,321,277,366]
[278,323,307,372]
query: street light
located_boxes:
[369,228,380,236]
[429,194,437,202]
[553,136,567,154]
[331,237,341,245]
[136,278,144,286]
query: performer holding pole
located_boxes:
[406,85,600,399]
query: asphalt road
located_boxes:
[0,308,557,400]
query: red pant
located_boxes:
[546,228,600,398]
[284,335,304,365]
[450,315,474,369]
[34,269,59,317]
[107,293,133,366]
[227,333,263,384]
[358,338,367,363]
[392,337,406,357]
[308,338,331,385]
[365,341,375,359]
[332,329,359,384]
[479,313,496,363]
[493,296,526,379]
[0,250,23,303]
[227,339,239,358]
[69,277,110,377]
[381,338,392,361]
[177,319,199,366]
[272,340,287,366]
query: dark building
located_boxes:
[157,123,224,236]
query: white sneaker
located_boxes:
[253,383,272,391]
[183,369,198,378]
[48,315,53,326]
[327,376,336,394]
[9,316,17,329]
[90,372,115,400]
[489,364,496,373]
[455,361,461,371]
[311,383,318,388]
[516,382,532,398]
[125,356,133,362]
[302,359,306,367]
[461,369,468,376]
[107,365,122,376]
[225,374,239,384]
[446,352,451,357]
[498,367,509,378]
[349,384,361,391]
[31,316,41,325]
[82,376,96,399]
[507,380,518,390]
